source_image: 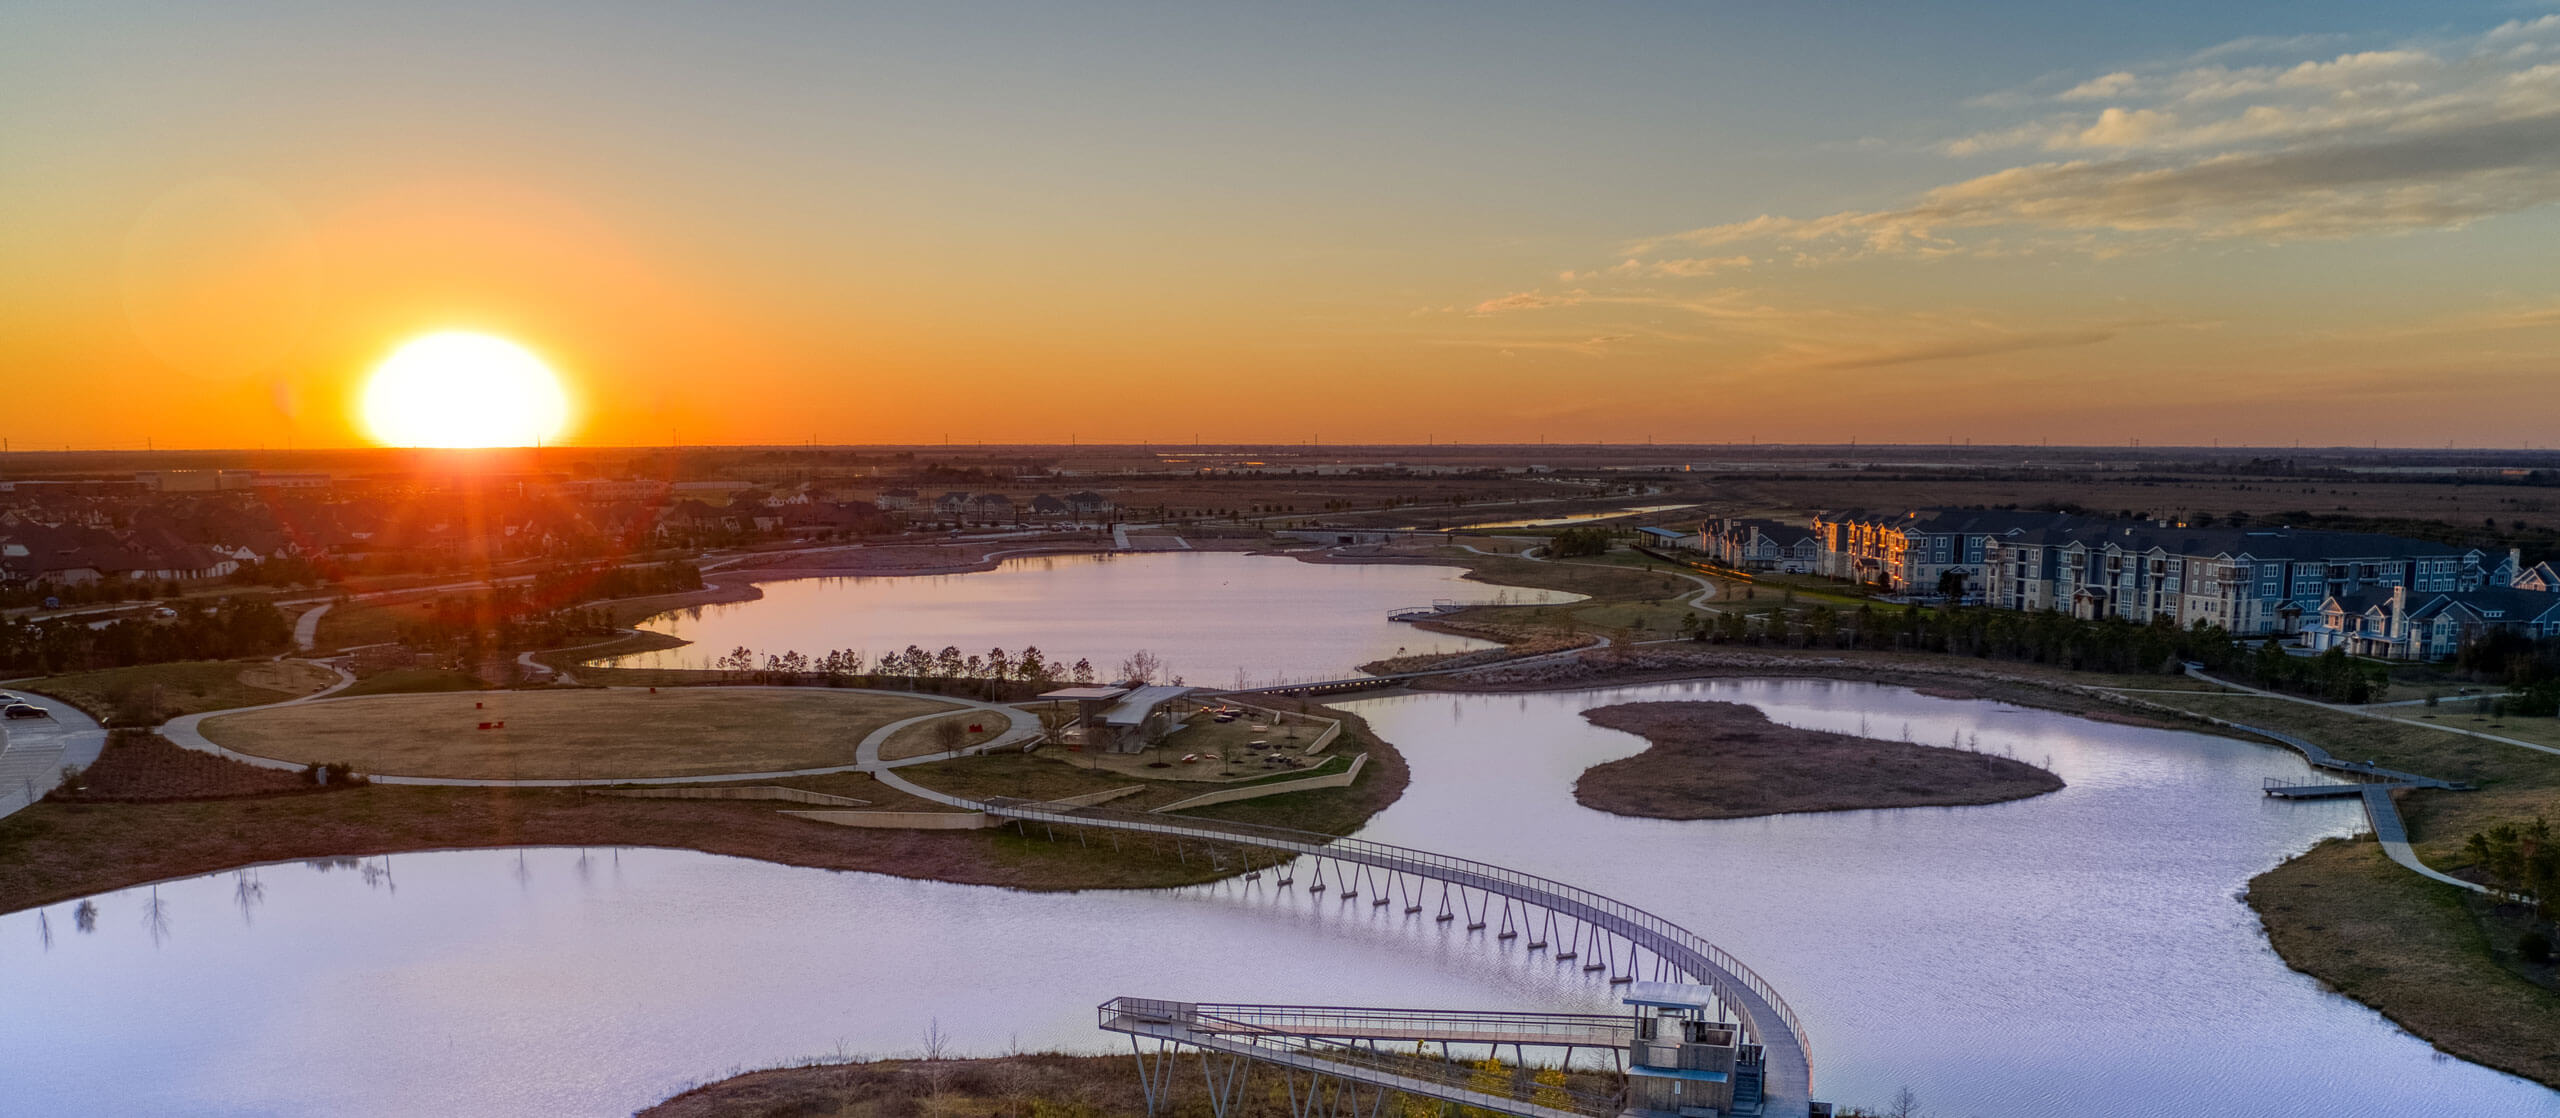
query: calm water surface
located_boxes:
[4,679,2556,1117]
[608,552,1581,685]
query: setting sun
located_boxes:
[360,332,571,448]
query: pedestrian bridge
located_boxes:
[970,798,1817,1118]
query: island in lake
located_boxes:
[1575,700,2064,820]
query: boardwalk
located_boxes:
[943,794,1815,1118]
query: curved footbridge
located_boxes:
[878,753,1817,1117]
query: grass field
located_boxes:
[199,688,957,779]
[335,668,488,697]
[875,710,1009,761]
[22,660,339,724]
[2252,838,2560,1088]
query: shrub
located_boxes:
[2522,931,2553,965]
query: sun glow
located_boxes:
[361,332,571,448]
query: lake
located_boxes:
[5,679,2555,1116]
[606,551,1583,686]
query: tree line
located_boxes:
[701,644,1193,696]
[0,597,292,674]
[1682,600,2244,677]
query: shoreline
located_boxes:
[1573,700,2064,820]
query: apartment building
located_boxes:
[1977,519,2491,636]
[2306,584,2560,660]
[1811,509,2082,594]
[1700,517,1822,573]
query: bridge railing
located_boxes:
[1179,1002,1632,1047]
[1101,998,1627,1118]
[998,801,1807,1073]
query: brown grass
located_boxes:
[198,688,956,779]
[0,778,1213,917]
[2249,838,2560,1088]
[24,660,338,724]
[877,711,1009,761]
[1574,701,2062,819]
[644,1049,1621,1118]
[57,731,323,801]
[0,705,1411,916]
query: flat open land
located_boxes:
[199,688,956,780]
[1575,700,2064,819]
[24,660,340,724]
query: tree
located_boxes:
[1886,1085,1923,1118]
[1071,658,1096,685]
[1016,646,1051,688]
[1117,649,1163,686]
[935,645,966,679]
[1935,568,1966,601]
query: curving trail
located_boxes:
[158,683,1041,789]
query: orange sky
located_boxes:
[5,5,2558,450]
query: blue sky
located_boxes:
[4,2,2557,447]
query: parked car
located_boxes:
[3,703,51,719]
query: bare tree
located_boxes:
[1886,1085,1923,1118]
[1118,648,1164,686]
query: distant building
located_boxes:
[136,470,257,492]
[1703,517,1822,574]
[1635,525,1699,551]
[2302,584,2560,659]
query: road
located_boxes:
[0,690,108,820]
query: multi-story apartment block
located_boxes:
[1811,509,2081,596]
[1701,517,1822,573]
[2306,584,2560,660]
[1978,519,2494,636]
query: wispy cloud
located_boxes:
[1782,327,2121,372]
[1470,290,1583,315]
[1679,17,2560,258]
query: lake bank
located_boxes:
[1574,700,2063,820]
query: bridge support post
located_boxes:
[1199,1050,1255,1118]
[1130,1037,1178,1118]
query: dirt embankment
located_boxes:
[1574,701,2063,820]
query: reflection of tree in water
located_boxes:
[232,869,266,924]
[303,856,362,874]
[73,899,97,933]
[37,909,52,950]
[141,885,173,947]
[359,855,396,893]
[513,849,533,889]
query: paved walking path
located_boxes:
[2184,665,2560,758]
[291,602,332,652]
[157,682,1042,789]
[2361,785,2493,894]
[0,690,108,820]
[2101,668,2512,897]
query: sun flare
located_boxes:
[361,332,571,448]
